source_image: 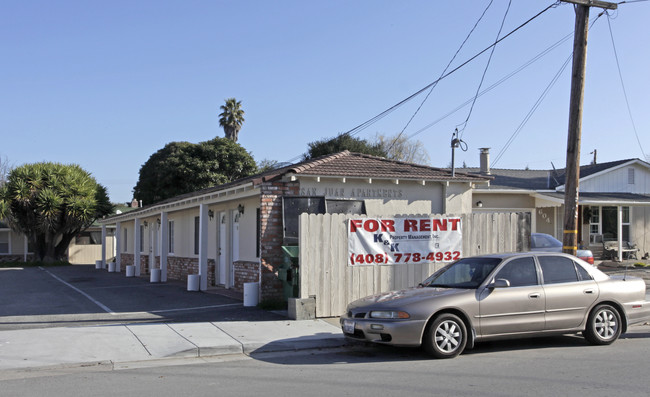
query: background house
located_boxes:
[461,149,650,260]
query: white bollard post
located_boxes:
[187,274,200,291]
[243,282,260,307]
[150,268,161,283]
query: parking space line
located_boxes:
[105,304,242,317]
[149,303,242,314]
[41,268,116,315]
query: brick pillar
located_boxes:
[259,180,299,302]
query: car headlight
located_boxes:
[369,311,410,319]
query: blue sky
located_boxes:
[2,1,648,204]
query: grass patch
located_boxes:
[0,261,72,268]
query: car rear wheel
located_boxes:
[583,304,622,345]
[423,313,467,359]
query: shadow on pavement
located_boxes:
[0,264,286,331]
[250,326,650,366]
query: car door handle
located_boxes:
[529,293,541,299]
[584,289,595,294]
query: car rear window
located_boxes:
[575,263,593,281]
[538,256,579,284]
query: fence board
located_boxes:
[299,212,529,317]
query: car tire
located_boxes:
[423,313,467,359]
[583,304,622,345]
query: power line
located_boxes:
[284,1,560,164]
[384,0,496,155]
[605,11,648,160]
[492,9,605,167]
[404,29,574,141]
[457,0,513,139]
[492,53,572,167]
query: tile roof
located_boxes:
[102,151,490,220]
[286,151,489,182]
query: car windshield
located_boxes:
[421,257,503,289]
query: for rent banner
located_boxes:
[348,217,462,266]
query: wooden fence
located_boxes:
[298,212,530,317]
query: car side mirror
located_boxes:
[489,278,511,289]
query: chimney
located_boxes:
[479,148,491,175]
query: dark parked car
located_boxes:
[531,232,595,264]
[341,252,649,359]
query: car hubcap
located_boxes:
[595,309,618,340]
[435,320,461,353]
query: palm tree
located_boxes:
[218,98,245,142]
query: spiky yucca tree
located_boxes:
[0,162,113,262]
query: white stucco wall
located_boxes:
[444,182,473,214]
[297,178,448,215]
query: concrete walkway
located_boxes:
[0,319,346,372]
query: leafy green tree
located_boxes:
[304,134,387,160]
[0,162,113,262]
[375,133,430,164]
[219,98,245,142]
[133,137,258,204]
[257,158,279,173]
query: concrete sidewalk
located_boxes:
[0,319,346,372]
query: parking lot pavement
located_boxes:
[0,264,349,372]
[0,265,285,331]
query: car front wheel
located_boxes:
[423,313,467,359]
[583,304,622,345]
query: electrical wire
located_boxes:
[337,1,558,140]
[284,1,560,164]
[384,0,496,155]
[404,29,574,141]
[457,0,513,139]
[605,11,648,161]
[492,11,605,167]
[492,53,572,167]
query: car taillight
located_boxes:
[580,256,594,264]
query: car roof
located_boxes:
[469,251,586,261]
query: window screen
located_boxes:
[325,200,365,215]
[282,197,365,244]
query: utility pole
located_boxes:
[561,0,616,255]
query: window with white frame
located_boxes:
[168,220,175,254]
[123,228,128,253]
[589,206,630,243]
